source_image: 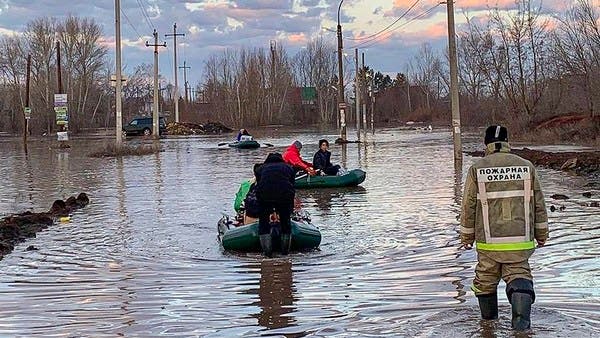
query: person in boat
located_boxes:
[255,153,296,257]
[282,140,316,176]
[233,164,261,225]
[312,139,341,176]
[236,128,252,142]
[460,125,549,331]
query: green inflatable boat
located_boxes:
[295,168,366,189]
[218,216,321,252]
[228,140,260,149]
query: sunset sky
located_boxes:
[0,0,570,87]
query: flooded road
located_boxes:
[0,128,598,337]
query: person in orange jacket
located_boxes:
[282,141,316,176]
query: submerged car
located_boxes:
[123,117,167,136]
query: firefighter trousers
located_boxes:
[472,251,533,296]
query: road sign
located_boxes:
[55,107,68,125]
[54,94,67,106]
[57,131,69,141]
[24,107,31,119]
[54,94,68,125]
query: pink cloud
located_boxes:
[286,33,307,44]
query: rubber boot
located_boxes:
[511,292,532,331]
[259,234,273,258]
[280,234,292,255]
[477,293,498,320]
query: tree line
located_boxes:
[0,0,598,135]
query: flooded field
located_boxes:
[0,128,598,336]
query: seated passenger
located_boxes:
[236,128,251,141]
[233,164,261,225]
[312,139,341,176]
[282,140,316,176]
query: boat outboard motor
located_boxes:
[477,293,498,320]
[506,278,535,331]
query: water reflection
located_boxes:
[299,186,367,212]
[0,130,598,336]
[252,259,296,330]
[453,158,463,208]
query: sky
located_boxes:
[0,0,569,87]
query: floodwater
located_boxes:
[0,128,598,337]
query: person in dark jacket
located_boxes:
[313,139,341,175]
[255,153,296,256]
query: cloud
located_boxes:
[0,0,573,86]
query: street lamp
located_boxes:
[337,0,346,141]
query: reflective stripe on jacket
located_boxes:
[460,142,549,262]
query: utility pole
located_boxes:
[270,40,276,120]
[165,23,185,123]
[446,0,462,163]
[370,78,375,135]
[115,0,123,148]
[407,75,412,112]
[57,41,62,94]
[361,52,367,131]
[56,40,68,144]
[179,61,191,104]
[337,0,346,141]
[354,48,360,141]
[145,29,166,138]
[24,54,31,150]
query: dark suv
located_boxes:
[123,117,167,136]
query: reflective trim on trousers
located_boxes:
[460,226,475,234]
[476,241,535,251]
[535,222,548,230]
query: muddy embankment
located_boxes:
[0,193,89,261]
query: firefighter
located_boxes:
[460,125,549,331]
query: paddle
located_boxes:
[263,143,274,147]
[218,142,231,146]
[294,169,321,180]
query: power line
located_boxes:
[121,8,143,41]
[136,0,155,31]
[349,4,442,49]
[345,0,421,41]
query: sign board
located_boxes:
[24,107,31,119]
[54,94,68,125]
[54,94,67,106]
[338,102,347,109]
[57,131,69,141]
[55,107,68,125]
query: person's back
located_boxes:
[255,153,296,257]
[256,158,294,201]
[461,125,548,331]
